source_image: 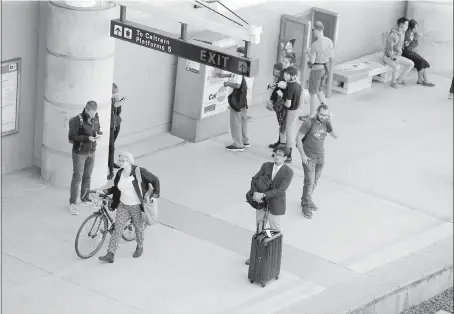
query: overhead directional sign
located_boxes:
[110,19,258,77]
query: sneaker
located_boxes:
[449,93,453,100]
[309,202,318,211]
[80,194,93,205]
[301,205,313,219]
[107,171,114,180]
[269,141,280,149]
[396,79,406,85]
[243,143,250,148]
[69,203,79,215]
[99,252,114,263]
[225,145,244,152]
[390,82,398,89]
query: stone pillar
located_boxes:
[406,1,453,78]
[41,1,116,189]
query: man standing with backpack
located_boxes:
[296,104,338,219]
[68,100,102,215]
[215,46,251,152]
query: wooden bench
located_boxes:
[332,51,393,94]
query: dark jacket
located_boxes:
[110,96,122,130]
[105,165,160,211]
[68,109,101,154]
[253,162,294,216]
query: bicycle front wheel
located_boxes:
[75,213,108,259]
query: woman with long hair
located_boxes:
[402,19,435,87]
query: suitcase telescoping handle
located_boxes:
[256,207,269,234]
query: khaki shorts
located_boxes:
[309,68,326,95]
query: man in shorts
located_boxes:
[304,21,334,120]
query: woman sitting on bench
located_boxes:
[402,19,435,87]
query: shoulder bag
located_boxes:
[135,166,159,226]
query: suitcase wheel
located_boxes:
[260,281,266,287]
[249,280,254,284]
[275,276,279,280]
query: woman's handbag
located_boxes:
[135,167,159,226]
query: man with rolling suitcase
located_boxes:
[245,145,294,286]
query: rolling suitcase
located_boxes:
[248,210,283,287]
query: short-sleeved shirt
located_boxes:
[299,118,332,159]
[311,37,334,64]
[286,81,301,111]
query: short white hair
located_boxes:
[118,151,134,165]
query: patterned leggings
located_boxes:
[108,202,144,254]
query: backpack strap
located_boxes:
[302,118,314,143]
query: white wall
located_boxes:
[234,0,407,104]
[112,8,184,146]
[1,1,40,174]
[6,1,406,173]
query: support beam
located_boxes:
[180,23,188,40]
[119,5,126,21]
[110,0,262,44]
[244,41,252,59]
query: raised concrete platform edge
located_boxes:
[278,236,454,314]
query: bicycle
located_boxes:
[74,190,144,259]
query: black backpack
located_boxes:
[246,175,272,210]
[228,76,247,112]
[68,114,84,144]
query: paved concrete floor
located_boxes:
[1,72,453,314]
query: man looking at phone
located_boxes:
[296,104,338,219]
[68,100,102,215]
[108,83,126,180]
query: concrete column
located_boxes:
[406,1,453,78]
[41,1,116,189]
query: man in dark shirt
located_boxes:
[68,100,102,215]
[108,83,126,180]
[296,104,338,219]
[276,66,301,163]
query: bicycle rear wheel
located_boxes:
[75,213,108,259]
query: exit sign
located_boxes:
[110,19,258,77]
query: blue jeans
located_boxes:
[70,151,95,204]
[301,155,325,207]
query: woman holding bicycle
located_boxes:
[98,151,160,263]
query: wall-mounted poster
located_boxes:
[2,58,21,136]
[186,60,200,74]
